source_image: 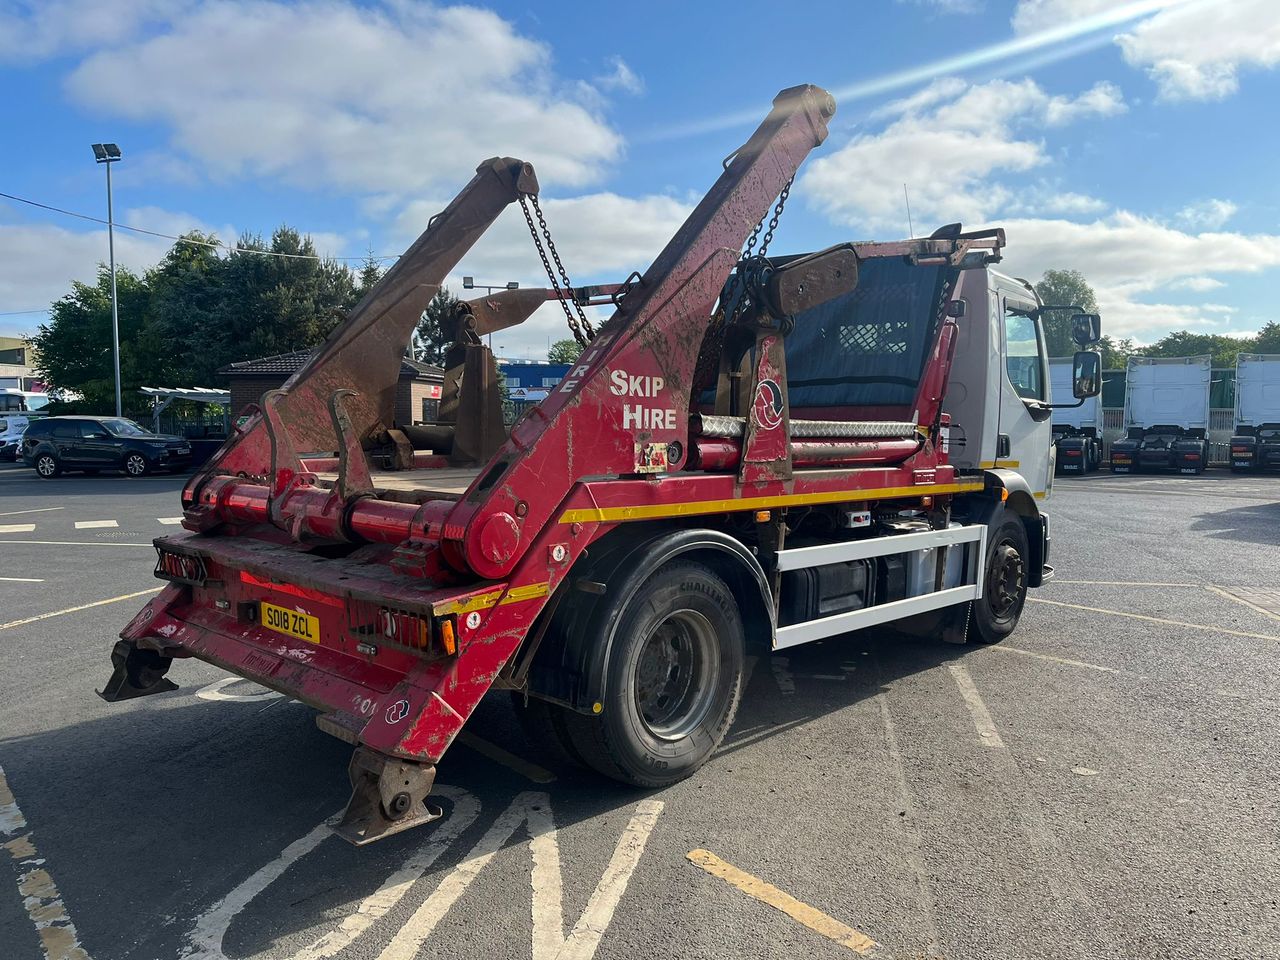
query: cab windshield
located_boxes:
[103,419,154,438]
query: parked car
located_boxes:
[0,416,30,461]
[21,416,192,478]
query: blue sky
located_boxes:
[2,0,1277,360]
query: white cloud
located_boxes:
[800,77,1125,231]
[593,56,644,95]
[64,2,624,197]
[1013,0,1280,101]
[0,221,170,336]
[0,0,182,63]
[1170,275,1226,291]
[1176,198,1237,230]
[1117,0,1280,100]
[991,211,1280,339]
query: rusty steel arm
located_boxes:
[446,83,839,579]
[187,157,540,492]
[460,284,624,338]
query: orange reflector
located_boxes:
[921,496,934,508]
[440,617,457,656]
[755,511,771,522]
[1000,488,1010,501]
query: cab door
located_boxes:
[996,289,1052,496]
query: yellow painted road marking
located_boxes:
[1,763,90,960]
[1203,584,1280,623]
[456,731,556,784]
[560,481,984,524]
[686,849,878,955]
[1029,597,1280,642]
[0,587,162,632]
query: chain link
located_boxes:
[519,194,595,347]
[720,175,794,325]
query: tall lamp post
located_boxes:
[462,276,518,349]
[92,142,123,417]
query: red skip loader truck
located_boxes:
[101,85,1102,843]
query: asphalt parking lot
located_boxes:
[2,461,1279,960]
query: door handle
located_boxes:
[997,434,1011,458]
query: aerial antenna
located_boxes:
[903,183,915,239]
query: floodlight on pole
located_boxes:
[92,142,123,417]
[460,277,520,348]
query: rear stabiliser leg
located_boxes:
[335,746,442,846]
[97,639,179,702]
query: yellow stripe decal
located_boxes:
[979,460,1021,469]
[1033,491,1047,499]
[559,481,985,524]
[434,581,550,617]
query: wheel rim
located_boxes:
[37,456,55,476]
[633,608,720,741]
[986,541,1025,621]
[126,455,146,476]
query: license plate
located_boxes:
[261,602,320,643]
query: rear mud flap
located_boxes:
[97,640,179,702]
[335,747,443,846]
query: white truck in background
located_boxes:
[1110,355,1211,475]
[1229,354,1280,472]
[1049,356,1102,473]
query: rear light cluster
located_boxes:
[1232,446,1252,454]
[345,597,457,658]
[154,547,207,586]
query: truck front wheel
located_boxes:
[970,510,1029,644]
[562,561,744,788]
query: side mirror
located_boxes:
[1072,350,1101,399]
[945,299,966,318]
[1071,313,1101,347]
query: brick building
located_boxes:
[220,349,444,425]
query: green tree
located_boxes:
[1142,330,1250,368]
[1034,269,1100,357]
[140,233,224,386]
[415,287,460,366]
[1252,320,1280,355]
[190,227,358,382]
[547,338,583,364]
[356,252,383,299]
[1099,335,1138,370]
[32,265,151,414]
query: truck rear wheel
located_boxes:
[969,509,1029,644]
[561,561,744,788]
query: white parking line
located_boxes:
[0,523,36,533]
[948,662,1007,750]
[0,506,63,518]
[0,577,45,583]
[1,763,91,960]
[456,731,556,784]
[157,517,184,525]
[74,520,118,529]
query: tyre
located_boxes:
[123,452,150,477]
[969,509,1030,644]
[34,453,60,479]
[559,561,744,788]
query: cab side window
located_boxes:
[1004,308,1044,401]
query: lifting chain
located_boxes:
[519,193,595,347]
[721,175,794,326]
